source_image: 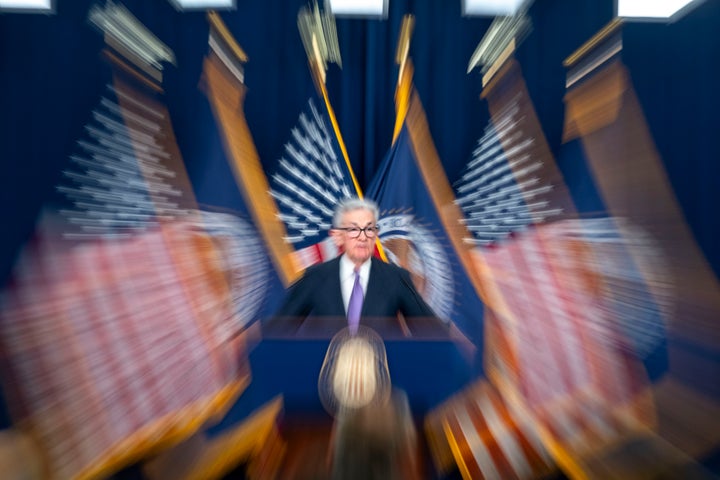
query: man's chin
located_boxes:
[349,250,371,263]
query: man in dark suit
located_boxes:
[272,197,439,336]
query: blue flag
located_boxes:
[366,95,486,351]
[268,75,368,270]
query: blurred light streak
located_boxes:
[327,0,388,18]
[617,0,705,20]
[462,0,530,17]
[168,0,235,11]
[0,0,51,12]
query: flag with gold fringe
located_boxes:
[449,26,664,478]
[365,16,485,346]
[475,221,657,471]
[0,5,258,477]
[202,11,300,289]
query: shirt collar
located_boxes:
[340,254,371,280]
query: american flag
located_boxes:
[0,9,262,474]
[454,93,562,247]
[0,220,250,479]
[454,64,662,474]
[425,379,555,480]
[475,222,656,465]
[270,96,357,270]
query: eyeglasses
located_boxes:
[335,226,379,238]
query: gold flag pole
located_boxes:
[393,15,414,143]
[203,10,302,285]
[298,2,388,261]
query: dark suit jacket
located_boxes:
[270,256,439,336]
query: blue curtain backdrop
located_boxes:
[2,0,719,286]
[2,4,720,473]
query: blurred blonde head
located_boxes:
[319,326,390,416]
[332,337,379,409]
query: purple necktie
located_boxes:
[347,268,363,334]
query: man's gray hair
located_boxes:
[332,197,380,228]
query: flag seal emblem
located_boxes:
[378,214,454,319]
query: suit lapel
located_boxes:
[328,257,346,316]
[363,257,383,315]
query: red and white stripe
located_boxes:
[291,237,340,271]
[0,222,247,479]
[474,222,654,459]
[426,380,554,480]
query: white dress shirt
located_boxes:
[339,254,371,315]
